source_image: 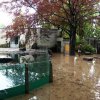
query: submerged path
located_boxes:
[7,53,100,100]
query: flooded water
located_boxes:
[7,53,100,100]
[0,72,14,90]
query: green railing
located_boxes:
[0,52,53,99]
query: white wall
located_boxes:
[10,42,19,48]
[0,30,7,44]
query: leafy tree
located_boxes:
[3,13,36,46]
[5,14,27,37]
[1,0,100,55]
[83,23,95,38]
[30,0,100,55]
[83,23,100,39]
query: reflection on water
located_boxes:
[82,73,86,81]
[0,54,11,58]
[74,56,77,65]
[88,60,96,78]
[89,65,95,78]
[92,60,95,64]
[96,78,100,87]
[94,91,100,100]
[0,72,14,90]
[0,65,25,90]
[29,96,38,100]
[94,78,100,100]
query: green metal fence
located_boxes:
[0,52,52,100]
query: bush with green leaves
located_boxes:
[76,37,96,54]
[81,44,96,54]
[0,43,9,48]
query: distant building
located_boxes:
[0,28,9,45]
[9,28,59,49]
[10,36,19,48]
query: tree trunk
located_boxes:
[69,29,76,56]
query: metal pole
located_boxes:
[25,64,29,94]
[49,61,53,83]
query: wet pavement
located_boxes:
[7,53,100,100]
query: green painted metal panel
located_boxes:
[0,53,51,100]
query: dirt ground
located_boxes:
[7,53,100,100]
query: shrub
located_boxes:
[76,38,96,54]
[0,43,9,48]
[81,44,96,54]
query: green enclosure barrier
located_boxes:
[28,61,50,91]
[0,53,51,100]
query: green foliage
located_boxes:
[84,23,100,39]
[76,38,96,54]
[76,35,81,46]
[76,35,86,48]
[63,33,69,39]
[42,23,53,29]
[81,44,96,54]
[0,43,9,48]
[83,23,94,38]
[94,26,100,39]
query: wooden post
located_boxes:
[49,61,53,83]
[25,64,29,94]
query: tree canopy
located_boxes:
[1,0,100,55]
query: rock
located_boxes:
[83,57,93,61]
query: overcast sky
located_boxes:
[0,10,13,27]
[0,0,13,27]
[0,0,12,44]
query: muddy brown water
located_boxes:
[7,53,100,100]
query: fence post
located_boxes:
[25,64,29,94]
[49,61,53,83]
